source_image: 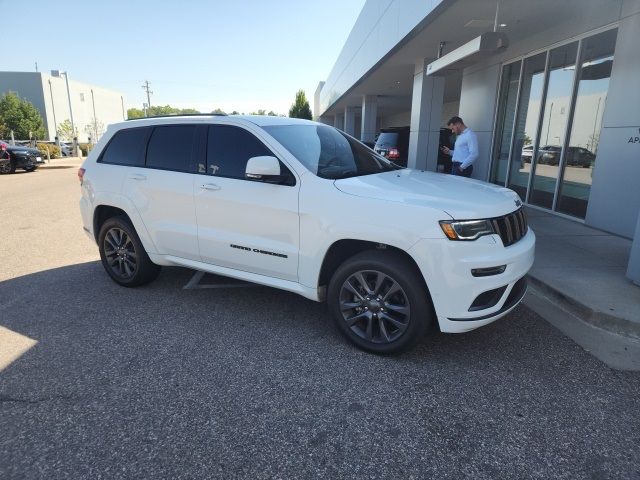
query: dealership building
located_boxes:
[0,71,126,143]
[315,0,640,282]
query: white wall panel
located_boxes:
[319,0,444,115]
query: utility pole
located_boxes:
[142,80,152,116]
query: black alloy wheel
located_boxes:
[103,227,138,280]
[98,215,161,287]
[339,270,411,344]
[328,250,433,354]
[0,160,15,174]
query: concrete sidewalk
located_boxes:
[525,207,640,339]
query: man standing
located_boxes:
[441,116,478,177]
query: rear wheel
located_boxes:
[98,215,161,287]
[328,250,433,354]
[0,161,15,174]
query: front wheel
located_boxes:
[98,215,161,287]
[328,250,433,354]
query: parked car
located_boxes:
[79,115,535,354]
[565,147,595,168]
[0,141,44,174]
[521,144,534,163]
[534,145,594,168]
[374,126,409,167]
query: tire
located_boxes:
[23,166,37,172]
[98,215,161,287]
[0,161,15,174]
[327,250,433,354]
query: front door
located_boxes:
[194,124,299,281]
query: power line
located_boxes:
[142,80,153,116]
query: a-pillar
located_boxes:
[334,113,344,131]
[360,95,378,143]
[408,58,444,171]
[344,106,356,136]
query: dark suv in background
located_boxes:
[373,126,454,172]
[374,127,410,167]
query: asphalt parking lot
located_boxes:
[1,162,639,479]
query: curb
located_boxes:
[527,274,640,341]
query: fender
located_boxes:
[91,191,159,255]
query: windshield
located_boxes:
[264,124,401,179]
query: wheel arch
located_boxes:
[317,239,434,310]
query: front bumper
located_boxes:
[409,228,535,333]
[14,155,44,168]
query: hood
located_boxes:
[334,169,522,219]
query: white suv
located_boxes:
[79,115,535,353]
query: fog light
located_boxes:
[471,265,506,277]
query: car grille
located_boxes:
[491,208,528,247]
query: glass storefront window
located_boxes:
[507,53,546,201]
[490,61,521,186]
[556,29,617,218]
[530,42,578,209]
[489,28,617,219]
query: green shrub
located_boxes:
[79,143,93,156]
[36,143,60,159]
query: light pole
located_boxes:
[51,70,77,155]
[47,79,58,143]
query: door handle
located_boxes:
[128,173,147,180]
[201,183,221,191]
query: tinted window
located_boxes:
[375,132,399,148]
[207,125,273,179]
[146,125,198,172]
[264,124,400,180]
[100,127,150,166]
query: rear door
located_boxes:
[123,124,203,261]
[194,124,300,281]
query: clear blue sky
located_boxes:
[2,0,365,115]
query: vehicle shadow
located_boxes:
[0,260,606,376]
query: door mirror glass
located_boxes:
[246,155,281,181]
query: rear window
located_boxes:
[375,132,399,148]
[100,127,150,166]
[146,125,199,172]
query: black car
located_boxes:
[537,145,594,168]
[374,127,410,167]
[0,142,45,174]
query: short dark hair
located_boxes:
[447,116,464,126]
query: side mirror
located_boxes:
[246,155,281,182]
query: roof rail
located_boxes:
[125,113,227,121]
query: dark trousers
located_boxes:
[451,162,473,177]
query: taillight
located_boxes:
[78,167,85,184]
[388,148,400,160]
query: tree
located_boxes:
[267,111,278,116]
[211,108,226,115]
[288,90,312,120]
[57,119,78,141]
[250,109,267,116]
[127,108,145,119]
[84,118,105,141]
[127,105,200,119]
[0,91,46,139]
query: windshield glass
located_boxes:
[264,124,401,179]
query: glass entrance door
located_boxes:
[529,42,578,209]
[491,28,617,219]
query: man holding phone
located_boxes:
[440,116,478,177]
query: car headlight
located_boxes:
[439,219,495,241]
